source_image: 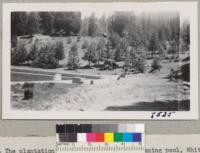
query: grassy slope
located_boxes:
[11,62,189,111]
[50,61,189,111]
[11,83,79,110]
[19,35,101,67]
[11,35,189,111]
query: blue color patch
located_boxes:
[133,133,142,142]
[123,133,133,142]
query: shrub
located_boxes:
[67,37,72,44]
[151,57,161,71]
[54,41,65,60]
[11,41,28,65]
[32,43,59,69]
[181,63,190,81]
[57,29,65,36]
[82,40,89,49]
[27,40,38,61]
[67,42,80,70]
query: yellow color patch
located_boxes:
[104,133,114,142]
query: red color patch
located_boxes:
[95,133,104,142]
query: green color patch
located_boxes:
[114,133,123,142]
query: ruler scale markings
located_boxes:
[72,133,146,143]
[56,124,144,152]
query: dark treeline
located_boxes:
[81,11,189,58]
[11,12,81,37]
[11,11,190,71]
[11,11,187,53]
[80,12,186,71]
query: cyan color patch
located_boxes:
[122,133,133,142]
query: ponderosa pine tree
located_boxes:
[96,38,106,64]
[27,39,39,61]
[148,32,159,58]
[26,12,40,36]
[88,13,97,37]
[123,18,146,72]
[11,12,27,36]
[32,43,59,69]
[54,41,65,60]
[85,42,97,67]
[11,41,28,65]
[39,12,53,35]
[108,12,132,37]
[104,39,112,61]
[67,42,79,70]
[11,12,27,47]
[181,21,190,52]
[53,12,81,36]
[115,44,121,61]
[109,32,121,49]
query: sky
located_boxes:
[79,3,191,23]
[81,10,190,23]
[8,2,192,22]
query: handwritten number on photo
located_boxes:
[151,112,176,119]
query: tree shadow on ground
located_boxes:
[105,100,190,111]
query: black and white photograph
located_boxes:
[2,2,198,119]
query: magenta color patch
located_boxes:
[87,133,96,142]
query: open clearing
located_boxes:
[11,35,190,111]
[11,61,190,111]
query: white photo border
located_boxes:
[2,2,198,120]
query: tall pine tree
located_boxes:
[67,42,79,70]
[11,12,27,36]
[39,12,53,35]
[86,42,97,67]
[26,12,40,36]
[88,13,97,37]
[148,32,159,58]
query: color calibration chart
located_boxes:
[56,124,145,153]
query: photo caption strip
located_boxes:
[56,124,145,153]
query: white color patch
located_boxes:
[77,133,87,142]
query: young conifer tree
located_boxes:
[67,42,79,70]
